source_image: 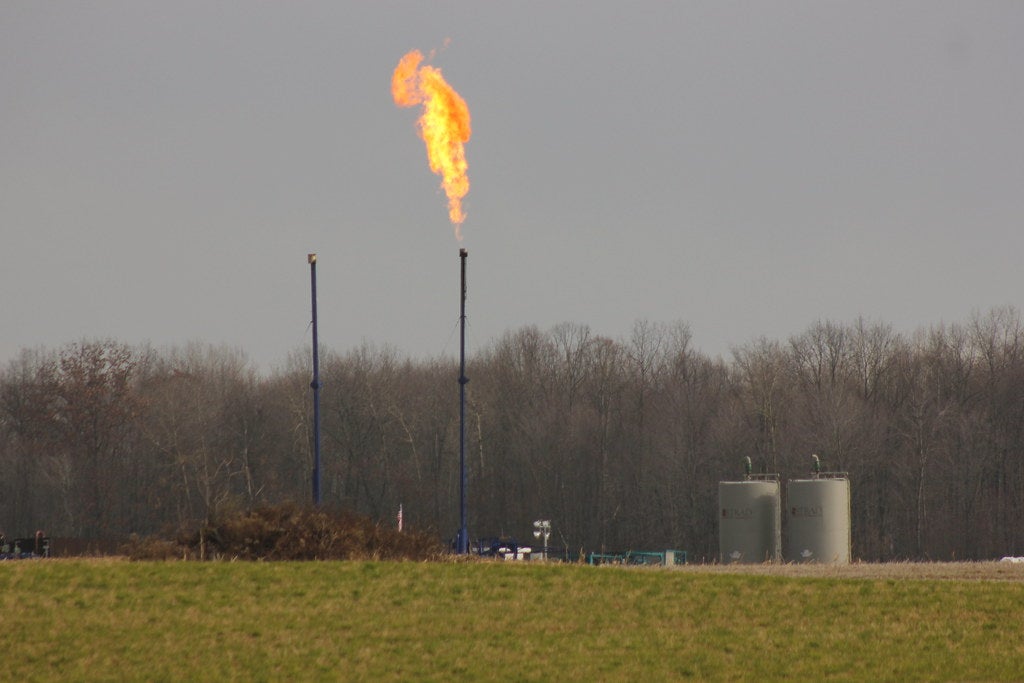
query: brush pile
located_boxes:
[127,504,444,561]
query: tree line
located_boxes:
[2,308,1023,561]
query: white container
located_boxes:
[786,477,851,564]
[719,479,782,564]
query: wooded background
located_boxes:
[3,308,1023,561]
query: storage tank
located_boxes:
[786,476,851,564]
[718,477,782,564]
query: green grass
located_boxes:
[1,560,1023,680]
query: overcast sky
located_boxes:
[3,2,1022,371]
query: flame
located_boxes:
[392,49,472,240]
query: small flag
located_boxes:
[397,504,404,532]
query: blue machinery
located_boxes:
[586,550,687,566]
[0,534,50,560]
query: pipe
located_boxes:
[309,253,322,505]
[458,248,469,553]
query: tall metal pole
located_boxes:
[309,253,322,506]
[458,248,469,554]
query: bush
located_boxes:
[127,504,445,561]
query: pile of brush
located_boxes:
[127,504,444,561]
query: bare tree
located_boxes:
[139,343,262,528]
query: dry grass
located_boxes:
[673,560,1024,582]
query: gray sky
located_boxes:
[3,2,1022,371]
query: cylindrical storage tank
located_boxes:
[718,479,782,564]
[786,477,851,564]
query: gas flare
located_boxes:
[392,49,472,240]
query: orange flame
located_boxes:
[392,49,472,240]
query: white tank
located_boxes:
[718,479,782,564]
[786,477,851,564]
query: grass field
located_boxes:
[2,559,1023,680]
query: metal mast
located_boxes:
[458,248,469,553]
[309,253,322,505]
